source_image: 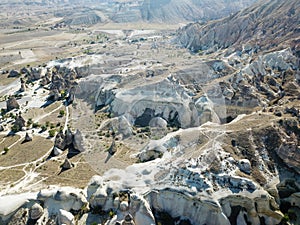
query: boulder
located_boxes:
[108,140,117,155]
[20,83,26,92]
[20,78,26,92]
[13,114,26,132]
[8,70,19,78]
[149,117,167,129]
[6,97,19,111]
[58,209,74,225]
[67,86,76,104]
[122,214,135,225]
[90,186,108,208]
[120,201,129,212]
[29,68,41,81]
[238,159,251,174]
[53,146,63,156]
[73,129,85,152]
[54,131,67,150]
[64,129,73,147]
[61,158,73,170]
[29,203,43,220]
[24,133,32,142]
[54,129,74,150]
[20,67,29,75]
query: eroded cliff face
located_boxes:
[140,0,257,23]
[176,0,300,53]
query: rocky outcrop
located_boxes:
[24,132,32,142]
[72,129,85,152]
[58,209,74,225]
[101,79,201,128]
[61,158,73,170]
[29,203,43,220]
[54,129,82,151]
[19,78,26,92]
[13,114,26,132]
[6,97,19,111]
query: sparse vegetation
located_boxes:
[41,125,47,132]
[59,109,65,117]
[3,147,9,154]
[48,129,56,137]
[108,210,115,218]
[11,124,20,133]
[32,122,40,128]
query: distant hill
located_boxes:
[176,0,300,52]
[140,0,257,23]
[0,0,258,24]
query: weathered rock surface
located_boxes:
[54,129,84,153]
[24,132,32,142]
[8,70,19,78]
[6,97,19,111]
[29,203,44,220]
[1,1,300,225]
[177,0,300,52]
[58,209,74,225]
[13,114,26,132]
[61,158,73,170]
[140,0,256,23]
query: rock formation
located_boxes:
[24,132,32,142]
[19,78,26,92]
[13,114,26,132]
[0,1,300,225]
[108,140,117,155]
[29,203,43,220]
[6,97,19,111]
[177,0,300,52]
[61,158,73,170]
[8,70,19,78]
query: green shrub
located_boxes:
[41,125,47,132]
[32,122,40,128]
[48,129,56,137]
[3,147,9,154]
[59,110,65,117]
[11,124,20,133]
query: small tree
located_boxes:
[3,147,9,154]
[41,125,47,132]
[32,122,40,128]
[59,110,65,117]
[48,129,56,137]
[27,118,33,127]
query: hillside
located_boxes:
[177,0,300,52]
[0,0,258,25]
